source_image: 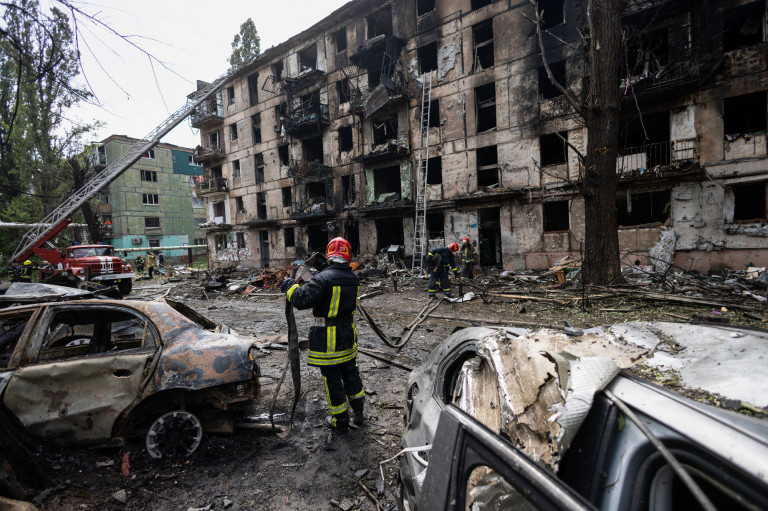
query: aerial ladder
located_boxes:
[411,74,433,274]
[11,65,241,265]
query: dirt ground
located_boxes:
[22,272,768,510]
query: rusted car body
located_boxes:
[0,298,260,454]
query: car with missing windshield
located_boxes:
[399,324,768,510]
[0,292,261,458]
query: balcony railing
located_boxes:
[195,176,229,195]
[284,102,330,136]
[616,138,699,177]
[191,99,224,128]
[287,159,333,179]
[193,144,225,164]
[291,198,334,218]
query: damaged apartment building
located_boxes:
[190,0,768,273]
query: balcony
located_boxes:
[195,176,229,196]
[284,102,330,137]
[283,67,326,92]
[616,138,700,180]
[290,198,335,220]
[191,99,224,129]
[620,49,698,100]
[193,144,226,164]
[90,145,107,170]
[349,35,404,69]
[287,159,333,180]
[357,138,409,165]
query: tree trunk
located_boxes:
[583,0,623,285]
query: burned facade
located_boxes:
[191,0,768,273]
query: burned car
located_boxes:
[399,324,768,510]
[0,298,261,458]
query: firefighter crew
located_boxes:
[427,243,459,299]
[19,260,35,283]
[9,261,22,282]
[460,236,477,279]
[145,252,156,278]
[280,237,365,433]
[135,254,145,274]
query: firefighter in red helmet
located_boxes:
[426,243,459,299]
[281,237,364,433]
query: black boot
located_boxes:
[350,398,365,426]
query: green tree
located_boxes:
[228,18,260,68]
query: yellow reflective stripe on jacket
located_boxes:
[286,283,300,301]
[326,326,337,353]
[328,286,341,317]
[308,344,358,366]
[309,351,358,366]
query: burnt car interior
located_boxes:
[0,312,35,368]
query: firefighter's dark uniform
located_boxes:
[285,261,364,430]
[427,247,457,297]
[19,263,34,283]
[460,242,477,278]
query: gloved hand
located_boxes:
[280,278,296,293]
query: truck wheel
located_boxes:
[145,410,203,459]
[117,279,133,295]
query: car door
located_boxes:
[419,405,595,511]
[3,304,160,445]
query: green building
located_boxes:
[91,135,207,263]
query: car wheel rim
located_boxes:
[145,410,203,459]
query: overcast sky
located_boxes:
[61,0,350,149]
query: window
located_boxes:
[255,153,265,183]
[373,165,402,200]
[540,132,568,166]
[426,156,443,184]
[427,99,440,128]
[208,131,220,148]
[235,196,245,214]
[417,0,436,17]
[188,155,202,167]
[98,195,109,205]
[723,1,766,52]
[247,73,259,106]
[142,149,155,159]
[616,190,671,227]
[236,232,246,249]
[538,0,565,30]
[477,146,498,187]
[372,115,398,145]
[229,123,238,141]
[213,200,226,219]
[214,234,228,250]
[142,193,159,205]
[252,114,262,144]
[471,0,492,10]
[368,67,381,89]
[418,42,438,73]
[284,228,295,248]
[257,192,267,220]
[193,218,205,228]
[337,78,351,103]
[232,160,241,178]
[473,21,494,72]
[194,237,205,245]
[538,61,565,100]
[298,45,317,72]
[211,165,223,178]
[335,27,347,53]
[144,217,161,228]
[730,182,766,222]
[338,126,353,153]
[282,186,292,207]
[724,91,767,135]
[543,200,569,232]
[302,136,324,163]
[426,212,444,238]
[192,194,204,208]
[227,86,235,105]
[367,5,392,39]
[278,145,290,166]
[342,175,356,205]
[148,239,160,248]
[272,61,283,81]
[475,83,496,132]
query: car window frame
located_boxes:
[0,306,42,369]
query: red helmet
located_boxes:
[327,237,351,262]
[462,237,469,243]
[448,242,459,252]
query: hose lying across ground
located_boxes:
[356,297,444,349]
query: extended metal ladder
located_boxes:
[411,74,433,274]
[12,67,238,263]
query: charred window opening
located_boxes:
[471,0,493,10]
[342,174,357,205]
[278,145,290,166]
[473,21,494,72]
[338,126,354,153]
[248,73,259,106]
[417,0,436,17]
[256,192,267,220]
[208,131,220,148]
[337,78,351,103]
[282,186,292,207]
[308,226,328,253]
[723,1,766,52]
[543,200,569,232]
[303,136,324,163]
[426,156,443,184]
[616,190,670,227]
[724,91,767,135]
[272,61,283,81]
[213,200,226,219]
[255,153,265,183]
[368,67,381,88]
[426,212,444,238]
[427,99,440,128]
[232,160,241,178]
[419,42,438,73]
[252,114,261,143]
[538,60,565,99]
[229,123,238,141]
[477,145,499,187]
[298,45,317,72]
[373,165,402,200]
[475,82,496,133]
[236,232,246,249]
[539,0,565,30]
[284,227,295,248]
[367,5,393,39]
[372,116,398,145]
[335,27,347,53]
[732,182,767,222]
[226,86,235,105]
[211,165,223,179]
[540,132,568,166]
[478,207,502,267]
[235,196,245,214]
[626,28,669,77]
[306,181,326,202]
[375,217,404,251]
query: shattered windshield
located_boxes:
[72,247,114,258]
